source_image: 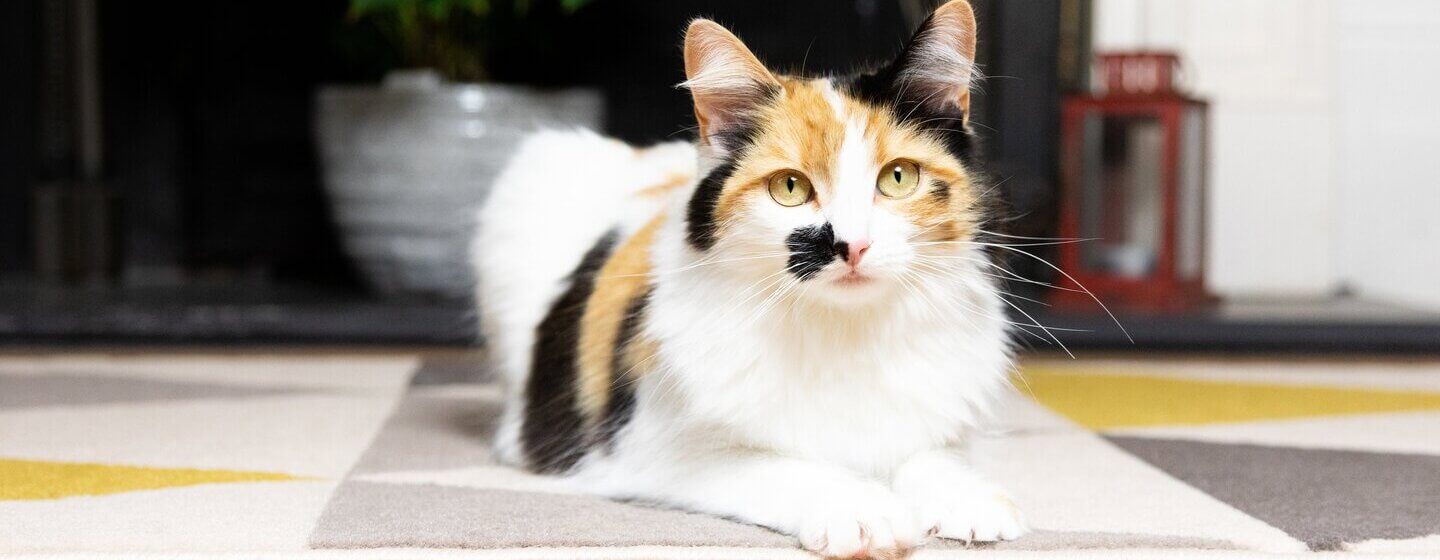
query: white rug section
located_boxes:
[0,480,337,552]
[985,391,1087,435]
[0,548,1387,559]
[1106,411,1440,456]
[407,384,505,401]
[0,354,421,392]
[354,466,570,495]
[0,394,402,477]
[974,431,1307,553]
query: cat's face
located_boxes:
[682,0,994,307]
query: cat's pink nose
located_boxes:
[844,239,870,267]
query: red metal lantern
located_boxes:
[1097,52,1182,97]
[1054,52,1212,312]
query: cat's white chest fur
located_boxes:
[574,240,1025,557]
[636,250,1014,477]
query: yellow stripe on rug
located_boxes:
[1020,368,1440,430]
[0,458,304,501]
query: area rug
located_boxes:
[2,352,1439,558]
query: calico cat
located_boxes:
[472,1,1026,556]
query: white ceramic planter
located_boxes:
[316,70,602,299]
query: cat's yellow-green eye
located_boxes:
[877,159,921,198]
[768,171,814,207]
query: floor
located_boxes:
[1,351,1439,558]
[5,278,1440,352]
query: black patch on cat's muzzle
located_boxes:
[786,223,840,280]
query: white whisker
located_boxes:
[990,245,1133,343]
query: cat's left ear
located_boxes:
[889,0,979,120]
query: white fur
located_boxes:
[680,49,766,101]
[471,129,695,465]
[476,118,1022,556]
[821,81,879,251]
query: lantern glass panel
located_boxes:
[1178,105,1205,281]
[1078,111,1164,280]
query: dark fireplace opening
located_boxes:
[0,0,1077,346]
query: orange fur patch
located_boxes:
[636,173,694,199]
[708,79,980,244]
[576,215,663,421]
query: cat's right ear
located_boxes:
[682,20,780,151]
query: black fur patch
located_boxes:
[595,289,649,452]
[930,180,952,204]
[841,72,975,166]
[686,110,769,251]
[522,229,620,473]
[686,160,737,251]
[786,223,839,280]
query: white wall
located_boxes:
[1333,0,1440,310]
[1093,0,1339,299]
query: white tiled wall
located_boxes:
[1333,0,1440,310]
[1095,0,1440,308]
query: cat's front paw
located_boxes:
[913,489,1027,543]
[795,484,925,559]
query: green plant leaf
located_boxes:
[424,0,448,21]
[461,0,491,15]
[348,0,406,18]
[560,0,592,13]
[341,0,597,82]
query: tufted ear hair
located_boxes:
[889,0,979,120]
[681,19,781,151]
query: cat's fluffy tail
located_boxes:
[471,128,694,466]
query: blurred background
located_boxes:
[1,0,1437,352]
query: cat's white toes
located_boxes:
[795,487,924,558]
[925,492,1027,543]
